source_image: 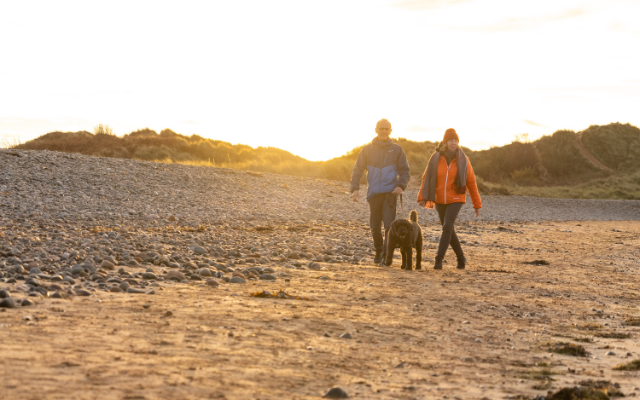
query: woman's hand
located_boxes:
[419,200,435,209]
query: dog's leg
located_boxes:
[406,246,413,270]
[415,232,423,270]
[384,236,395,267]
[400,248,407,269]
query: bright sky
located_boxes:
[1,0,639,161]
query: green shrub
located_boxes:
[581,123,640,171]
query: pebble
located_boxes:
[230,277,247,284]
[323,387,349,398]
[309,262,322,270]
[193,246,208,255]
[100,260,115,270]
[340,333,352,339]
[199,269,213,277]
[0,298,16,308]
[606,351,616,356]
[21,299,35,307]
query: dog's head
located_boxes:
[391,219,413,240]
[395,225,409,239]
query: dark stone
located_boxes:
[0,289,10,298]
[324,387,349,398]
[0,298,16,308]
[259,274,277,281]
[21,298,35,307]
[48,284,65,291]
[141,272,157,280]
[75,289,92,296]
[71,266,84,275]
[199,268,213,277]
[340,333,352,339]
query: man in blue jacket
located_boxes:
[350,119,411,265]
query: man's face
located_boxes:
[375,122,392,141]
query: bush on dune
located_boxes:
[580,123,640,171]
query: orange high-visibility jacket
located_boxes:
[417,154,482,208]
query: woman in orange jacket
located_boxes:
[417,128,482,269]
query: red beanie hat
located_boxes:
[443,128,459,143]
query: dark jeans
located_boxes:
[368,193,397,254]
[435,202,464,260]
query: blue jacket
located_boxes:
[350,138,411,200]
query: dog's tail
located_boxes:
[410,210,418,222]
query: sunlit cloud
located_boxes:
[460,7,587,32]
[394,0,471,10]
[523,120,546,128]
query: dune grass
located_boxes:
[12,123,640,200]
[503,170,640,200]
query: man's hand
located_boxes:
[351,190,359,202]
[475,208,481,217]
[392,187,403,195]
[418,200,426,208]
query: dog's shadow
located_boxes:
[385,210,423,270]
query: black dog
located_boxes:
[384,210,423,270]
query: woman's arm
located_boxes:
[466,157,482,210]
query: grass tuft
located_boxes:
[612,359,640,371]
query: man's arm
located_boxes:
[350,149,367,194]
[396,147,411,191]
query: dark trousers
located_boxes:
[435,202,464,260]
[368,193,397,254]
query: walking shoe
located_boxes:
[456,255,466,269]
[373,250,383,264]
[434,257,443,270]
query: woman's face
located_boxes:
[447,139,459,151]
